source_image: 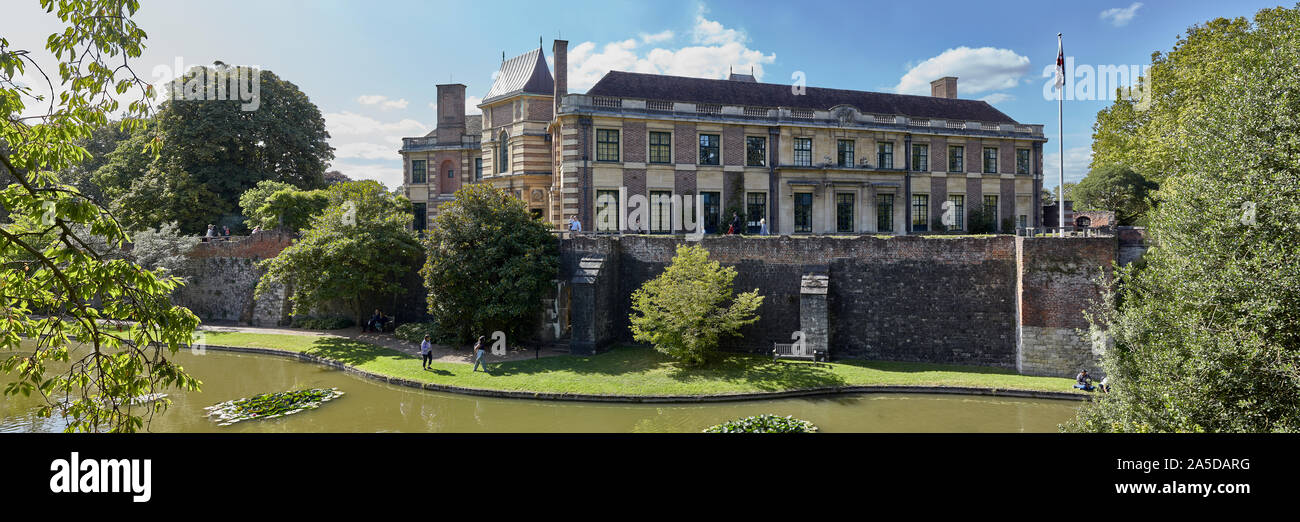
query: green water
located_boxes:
[0,350,1080,433]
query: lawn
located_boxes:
[201,331,1082,397]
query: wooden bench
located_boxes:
[772,343,828,363]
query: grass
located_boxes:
[201,331,1083,397]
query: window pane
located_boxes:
[595,190,620,232]
[877,142,893,169]
[912,194,929,231]
[948,195,964,230]
[912,144,928,171]
[699,134,720,165]
[984,147,998,173]
[702,192,720,233]
[836,193,854,233]
[1016,149,1030,174]
[649,131,671,164]
[837,140,854,167]
[949,146,963,172]
[794,138,812,166]
[411,160,426,184]
[412,202,426,230]
[597,129,619,162]
[474,158,482,182]
[876,194,894,233]
[746,192,766,233]
[745,136,766,167]
[794,193,812,233]
[650,191,672,232]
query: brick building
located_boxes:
[398,83,482,230]
[403,40,1049,235]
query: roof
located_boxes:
[585,71,1019,124]
[482,48,554,105]
[421,114,482,141]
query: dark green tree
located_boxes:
[1074,165,1158,225]
[421,184,559,344]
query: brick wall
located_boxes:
[1016,236,1116,377]
[623,121,646,163]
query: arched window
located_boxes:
[497,131,509,174]
[1076,216,1091,228]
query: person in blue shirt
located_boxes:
[472,335,489,373]
[1074,369,1096,391]
[420,335,433,370]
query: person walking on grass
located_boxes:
[472,335,489,373]
[420,335,433,370]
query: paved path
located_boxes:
[198,322,571,365]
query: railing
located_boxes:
[873,114,896,124]
[908,118,930,127]
[592,96,622,109]
[945,121,966,129]
[1019,226,1114,238]
[743,106,769,117]
[647,100,673,111]
[790,108,815,119]
[696,103,722,115]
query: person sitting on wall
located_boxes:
[727,211,741,235]
[363,309,390,333]
[1073,369,1096,392]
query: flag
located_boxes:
[1054,34,1065,90]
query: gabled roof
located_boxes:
[482,48,554,105]
[586,71,1019,124]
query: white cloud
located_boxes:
[1044,146,1093,186]
[324,111,427,137]
[334,142,397,160]
[893,47,1031,97]
[566,11,775,92]
[1100,3,1143,27]
[357,94,409,110]
[978,93,1015,105]
[640,30,674,44]
[327,160,403,190]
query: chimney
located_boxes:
[553,39,568,113]
[435,83,466,143]
[930,76,958,99]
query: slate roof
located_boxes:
[482,48,554,104]
[586,71,1019,123]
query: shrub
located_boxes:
[291,316,355,330]
[394,321,454,344]
[704,414,818,433]
[629,244,763,366]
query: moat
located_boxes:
[0,350,1080,433]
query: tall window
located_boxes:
[794,192,813,233]
[876,194,894,233]
[596,129,619,162]
[794,137,812,166]
[912,194,929,232]
[474,158,482,182]
[497,131,509,173]
[836,193,855,233]
[1018,214,1028,230]
[649,131,672,164]
[411,159,426,184]
[912,144,929,171]
[1016,148,1031,175]
[837,140,854,167]
[984,195,999,230]
[948,195,965,230]
[412,202,426,231]
[948,145,964,172]
[595,190,619,232]
[447,168,454,179]
[745,136,766,167]
[983,147,998,173]
[746,192,766,233]
[702,191,721,233]
[650,191,672,232]
[698,134,720,165]
[877,142,894,169]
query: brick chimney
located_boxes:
[435,83,466,143]
[930,76,958,99]
[553,39,568,113]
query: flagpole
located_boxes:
[1057,32,1065,237]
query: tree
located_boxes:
[323,170,352,184]
[1,0,202,432]
[420,184,559,344]
[1066,5,1300,433]
[1073,164,1158,225]
[256,180,423,324]
[238,180,327,231]
[629,244,763,366]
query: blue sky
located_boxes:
[6,0,1285,191]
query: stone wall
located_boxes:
[561,234,1118,375]
[174,233,293,326]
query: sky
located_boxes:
[4,0,1287,192]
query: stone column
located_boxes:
[800,271,829,360]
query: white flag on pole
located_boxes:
[1054,35,1065,90]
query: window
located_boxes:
[698,134,720,165]
[912,144,928,172]
[411,159,426,184]
[497,131,509,173]
[474,158,482,182]
[877,142,894,169]
[595,190,620,232]
[837,140,854,167]
[794,193,813,233]
[948,146,964,172]
[947,195,964,230]
[984,195,999,230]
[876,194,894,233]
[836,193,855,233]
[649,191,673,233]
[702,192,721,233]
[447,168,454,179]
[745,136,766,167]
[596,129,619,162]
[746,192,766,233]
[412,202,426,231]
[1018,214,1028,230]
[912,194,929,232]
[794,137,812,166]
[1016,148,1031,175]
[649,131,672,164]
[983,147,998,174]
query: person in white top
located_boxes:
[420,335,433,370]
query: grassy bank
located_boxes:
[201,331,1082,397]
